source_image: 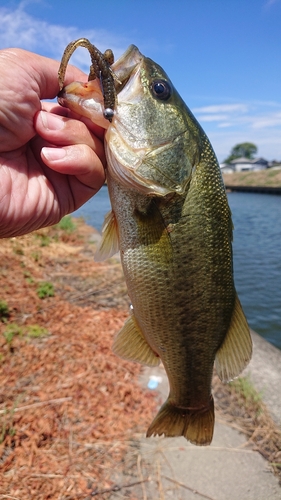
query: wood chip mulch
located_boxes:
[0,220,158,499]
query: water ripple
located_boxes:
[229,192,281,349]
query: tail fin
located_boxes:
[146,397,214,446]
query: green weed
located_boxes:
[3,322,48,348]
[36,234,51,247]
[31,251,42,262]
[230,376,262,405]
[37,281,55,299]
[23,271,35,284]
[0,300,10,322]
[13,245,24,255]
[3,323,23,346]
[56,215,76,233]
[27,324,49,338]
[0,396,22,444]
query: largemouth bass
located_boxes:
[58,44,252,445]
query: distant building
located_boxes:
[223,157,269,172]
[268,160,281,169]
[249,157,268,170]
[220,163,235,174]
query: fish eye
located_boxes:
[150,79,172,100]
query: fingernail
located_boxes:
[40,111,65,130]
[42,147,66,161]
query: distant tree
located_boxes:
[224,142,258,164]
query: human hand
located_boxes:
[0,48,106,238]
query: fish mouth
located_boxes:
[57,79,111,129]
[57,90,68,108]
[111,45,144,93]
[58,45,143,104]
[57,79,103,102]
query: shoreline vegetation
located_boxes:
[223,169,281,194]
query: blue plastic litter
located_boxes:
[147,375,162,390]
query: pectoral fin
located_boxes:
[94,209,119,262]
[215,294,252,382]
[113,314,160,367]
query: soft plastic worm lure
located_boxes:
[58,38,116,121]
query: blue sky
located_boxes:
[1,0,281,162]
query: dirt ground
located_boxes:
[0,218,280,499]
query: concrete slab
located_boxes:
[138,426,279,500]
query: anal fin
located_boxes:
[113,314,160,367]
[215,294,252,382]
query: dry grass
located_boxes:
[213,374,281,480]
[223,169,281,188]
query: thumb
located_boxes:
[1,48,87,100]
